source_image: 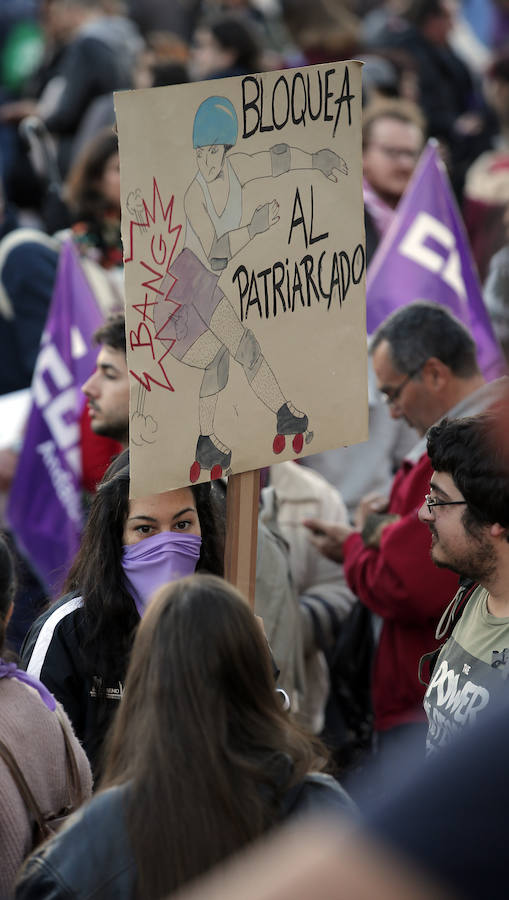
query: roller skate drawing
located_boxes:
[190,433,232,482]
[151,94,346,483]
[273,402,314,455]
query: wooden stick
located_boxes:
[224,470,260,609]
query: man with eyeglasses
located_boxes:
[419,413,509,752]
[362,99,426,266]
[305,302,506,761]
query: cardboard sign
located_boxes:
[115,61,368,496]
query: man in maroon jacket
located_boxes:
[305,302,506,757]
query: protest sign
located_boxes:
[7,242,102,592]
[367,142,505,380]
[115,61,368,498]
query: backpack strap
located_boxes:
[0,708,83,833]
[55,706,83,808]
[300,598,333,662]
[300,594,344,660]
[0,739,47,834]
[419,580,478,686]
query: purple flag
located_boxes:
[366,142,505,380]
[8,241,102,593]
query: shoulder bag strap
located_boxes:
[300,599,331,661]
[55,706,83,807]
[419,582,479,686]
[0,739,47,832]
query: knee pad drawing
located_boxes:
[234,328,262,382]
[200,346,230,397]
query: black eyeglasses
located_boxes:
[381,364,423,406]
[424,494,467,513]
[369,144,421,163]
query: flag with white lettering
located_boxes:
[8,241,102,592]
[366,142,505,380]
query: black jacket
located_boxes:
[20,595,126,776]
[16,775,354,900]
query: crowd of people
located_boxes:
[1,0,509,898]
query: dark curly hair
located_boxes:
[427,413,509,531]
[93,312,126,354]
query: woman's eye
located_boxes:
[135,525,153,535]
[210,146,218,154]
[174,520,190,530]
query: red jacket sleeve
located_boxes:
[343,519,459,624]
[343,453,459,624]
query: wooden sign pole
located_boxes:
[224,470,260,609]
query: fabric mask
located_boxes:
[122,531,202,617]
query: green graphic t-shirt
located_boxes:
[424,586,509,753]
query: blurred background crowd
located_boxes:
[1,0,509,394]
[1,0,509,752]
[1,3,509,896]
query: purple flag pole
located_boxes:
[7,241,103,594]
[366,142,506,381]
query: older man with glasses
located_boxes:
[305,302,507,765]
[362,99,426,267]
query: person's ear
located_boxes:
[490,522,508,541]
[421,357,450,392]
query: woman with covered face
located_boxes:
[20,449,223,775]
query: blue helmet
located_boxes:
[192,96,238,149]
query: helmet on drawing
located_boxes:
[192,96,238,149]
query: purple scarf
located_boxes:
[122,531,202,617]
[0,659,56,711]
[363,177,397,239]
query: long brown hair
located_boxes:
[101,574,326,899]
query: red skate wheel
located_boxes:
[292,433,304,454]
[273,434,285,454]
[190,461,201,483]
[211,464,223,480]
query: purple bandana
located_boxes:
[122,531,202,617]
[0,659,56,711]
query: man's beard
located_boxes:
[91,418,128,444]
[430,525,497,583]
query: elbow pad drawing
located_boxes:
[209,233,231,271]
[312,148,348,177]
[248,203,270,239]
[270,142,291,176]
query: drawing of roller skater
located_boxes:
[154,95,348,482]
